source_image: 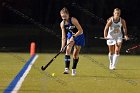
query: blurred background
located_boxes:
[0,0,140,54]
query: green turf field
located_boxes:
[0,53,140,93]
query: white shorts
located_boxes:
[107,37,122,45]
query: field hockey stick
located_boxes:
[94,37,125,40]
[94,37,106,39]
[94,37,132,47]
[126,44,140,53]
[94,36,135,40]
[41,42,71,71]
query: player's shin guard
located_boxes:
[64,55,70,69]
[72,58,79,69]
[112,54,119,68]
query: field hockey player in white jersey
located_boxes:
[104,8,129,70]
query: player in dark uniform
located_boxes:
[60,7,85,76]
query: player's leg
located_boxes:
[112,41,122,69]
[72,45,81,76]
[108,45,115,69]
[107,40,116,69]
[71,33,85,75]
[64,39,75,74]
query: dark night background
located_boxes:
[0,0,140,53]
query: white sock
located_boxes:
[112,54,119,68]
[108,53,113,68]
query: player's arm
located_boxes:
[71,17,83,37]
[60,21,66,51]
[121,19,129,40]
[104,17,112,39]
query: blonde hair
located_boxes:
[60,7,69,14]
[114,8,121,13]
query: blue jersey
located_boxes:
[64,17,85,47]
[64,17,77,34]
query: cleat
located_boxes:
[72,69,76,76]
[109,66,115,70]
[63,68,69,74]
[63,71,69,74]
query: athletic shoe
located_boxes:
[109,63,112,69]
[109,66,115,70]
[72,69,76,76]
[63,68,69,74]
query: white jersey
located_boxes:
[106,17,123,45]
[107,17,122,39]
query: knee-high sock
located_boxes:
[108,53,113,67]
[72,58,79,69]
[112,54,119,67]
[64,55,70,69]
